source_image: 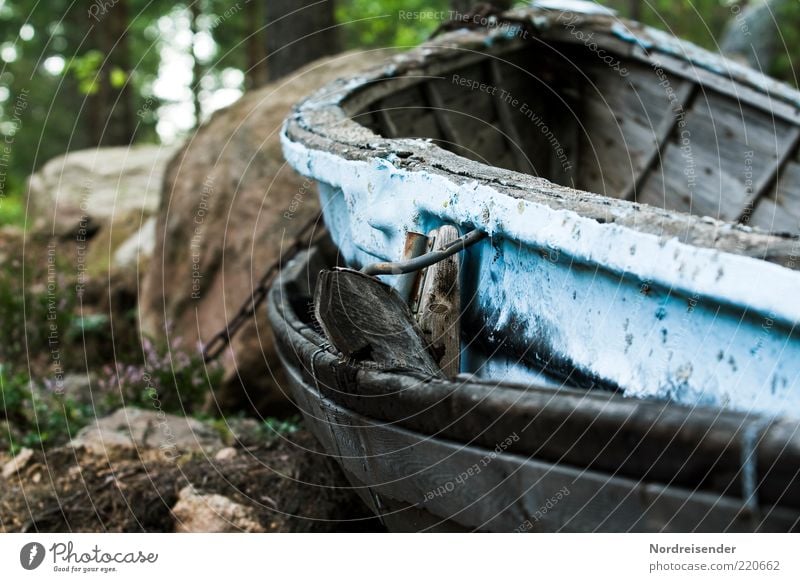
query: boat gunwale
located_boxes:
[278,340,800,532]
[267,246,800,515]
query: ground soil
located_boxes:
[0,429,383,533]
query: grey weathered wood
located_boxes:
[423,81,461,148]
[277,340,799,532]
[622,81,697,201]
[395,231,429,302]
[374,99,398,138]
[638,90,800,221]
[750,158,800,232]
[486,59,531,173]
[314,268,443,377]
[744,126,800,221]
[416,226,462,377]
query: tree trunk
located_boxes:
[721,0,784,71]
[245,0,269,88]
[90,0,135,146]
[190,1,204,128]
[629,0,641,21]
[264,0,340,81]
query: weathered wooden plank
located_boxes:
[622,81,698,201]
[377,85,441,142]
[576,60,684,199]
[486,60,531,173]
[750,159,800,232]
[341,43,520,117]
[416,226,461,377]
[313,267,443,377]
[628,43,800,127]
[395,231,428,302]
[373,100,398,138]
[277,347,799,532]
[422,81,462,148]
[744,127,800,223]
[638,90,799,221]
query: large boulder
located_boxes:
[140,50,390,412]
[26,144,178,236]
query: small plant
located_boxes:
[0,242,76,371]
[263,415,302,438]
[96,334,223,416]
[0,365,92,453]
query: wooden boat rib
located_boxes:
[282,3,800,418]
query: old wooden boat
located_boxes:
[270,2,800,530]
[268,243,800,531]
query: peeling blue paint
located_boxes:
[281,5,800,420]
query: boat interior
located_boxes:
[348,40,800,235]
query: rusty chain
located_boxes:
[201,211,324,362]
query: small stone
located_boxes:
[172,486,265,533]
[68,427,136,459]
[214,447,238,461]
[225,418,264,448]
[2,448,34,479]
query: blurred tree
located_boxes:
[89,0,135,146]
[190,0,203,128]
[721,0,782,71]
[0,0,166,204]
[764,0,799,83]
[245,0,268,88]
[629,0,641,21]
[265,0,340,81]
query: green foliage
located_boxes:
[0,244,76,368]
[336,0,449,49]
[603,0,733,50]
[263,415,302,439]
[67,50,104,95]
[109,67,128,89]
[97,335,223,416]
[0,194,26,227]
[208,413,304,447]
[0,338,225,454]
[771,1,800,84]
[0,366,92,453]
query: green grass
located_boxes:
[0,194,27,228]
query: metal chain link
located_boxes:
[201,211,324,362]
